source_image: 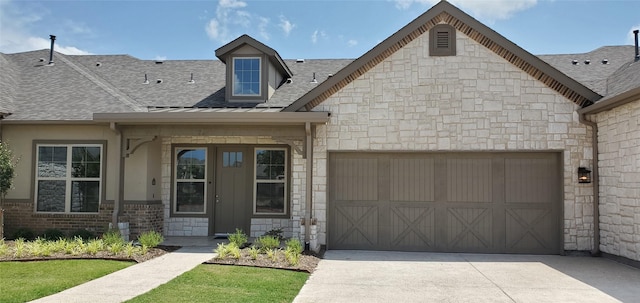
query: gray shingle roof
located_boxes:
[538,46,637,95]
[0,49,351,121]
[598,59,640,102]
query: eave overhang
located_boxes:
[578,86,640,115]
[92,111,330,125]
[215,34,293,78]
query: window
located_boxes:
[175,148,207,214]
[429,24,456,56]
[254,148,286,214]
[232,57,261,96]
[35,144,102,213]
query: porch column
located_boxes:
[304,122,314,249]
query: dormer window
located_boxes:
[233,57,261,96]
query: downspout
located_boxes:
[109,122,124,229]
[578,113,600,256]
[304,122,313,249]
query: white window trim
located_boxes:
[231,57,262,97]
[34,143,103,214]
[253,147,287,215]
[174,147,208,215]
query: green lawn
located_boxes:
[0,260,133,303]
[126,264,309,303]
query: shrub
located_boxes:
[228,229,248,247]
[266,248,278,262]
[11,228,35,241]
[285,238,303,254]
[86,239,104,255]
[137,231,164,248]
[264,228,284,240]
[69,229,96,241]
[0,239,7,256]
[102,229,124,246]
[124,242,138,258]
[285,247,301,266]
[41,228,66,241]
[13,238,26,257]
[108,240,125,254]
[255,235,280,252]
[214,243,230,258]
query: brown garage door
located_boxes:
[328,152,562,254]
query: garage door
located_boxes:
[328,152,561,254]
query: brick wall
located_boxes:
[311,28,594,251]
[594,98,640,261]
[1,200,163,239]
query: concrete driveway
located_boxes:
[293,251,640,303]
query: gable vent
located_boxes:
[436,31,450,48]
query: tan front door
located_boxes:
[213,146,250,235]
[328,152,562,254]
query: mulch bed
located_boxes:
[205,248,324,273]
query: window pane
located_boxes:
[256,183,285,213]
[71,181,100,212]
[233,58,260,96]
[176,182,205,212]
[37,180,66,212]
[256,150,285,180]
[72,147,101,178]
[177,149,206,180]
[38,146,67,177]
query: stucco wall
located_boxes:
[311,28,595,251]
[161,135,306,237]
[594,98,640,261]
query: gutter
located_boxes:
[577,113,600,256]
[109,122,124,229]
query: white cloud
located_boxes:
[154,55,167,61]
[205,19,221,40]
[0,0,92,55]
[311,30,327,44]
[219,0,246,9]
[258,17,270,40]
[347,39,358,47]
[205,0,272,43]
[393,0,538,21]
[279,15,295,36]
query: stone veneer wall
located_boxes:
[311,28,595,251]
[594,99,640,261]
[161,136,305,238]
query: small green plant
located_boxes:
[229,243,241,259]
[266,248,278,262]
[285,248,301,266]
[248,246,259,260]
[102,229,124,246]
[228,229,248,247]
[14,238,26,257]
[0,239,7,256]
[124,242,138,258]
[214,243,230,259]
[86,239,104,255]
[255,235,280,252]
[285,238,303,254]
[41,228,66,241]
[50,238,68,253]
[137,230,164,248]
[28,238,52,257]
[11,228,35,241]
[264,228,284,240]
[108,241,125,254]
[69,229,95,240]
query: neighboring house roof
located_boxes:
[578,59,640,114]
[284,1,601,112]
[539,46,638,95]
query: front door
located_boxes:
[213,146,250,235]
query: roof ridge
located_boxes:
[53,52,146,112]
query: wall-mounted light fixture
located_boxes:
[578,167,591,183]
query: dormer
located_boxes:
[215,35,293,103]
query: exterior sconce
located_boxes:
[578,167,591,183]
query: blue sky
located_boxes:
[0,0,638,60]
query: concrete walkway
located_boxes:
[30,246,216,303]
[294,251,640,303]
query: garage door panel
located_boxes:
[447,207,493,251]
[389,205,436,249]
[390,158,435,202]
[332,204,379,248]
[329,152,561,254]
[447,158,492,203]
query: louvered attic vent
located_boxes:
[430,24,456,56]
